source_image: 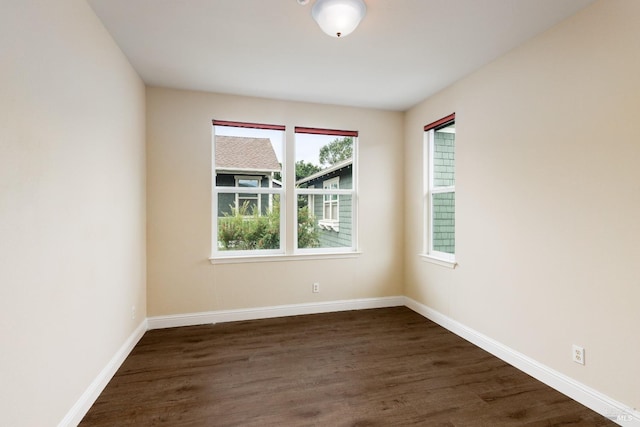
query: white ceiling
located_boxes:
[87,0,595,111]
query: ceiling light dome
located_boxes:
[311,0,367,38]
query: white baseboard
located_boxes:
[58,319,147,427]
[403,297,640,427]
[147,296,405,330]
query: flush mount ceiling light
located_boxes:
[310,0,367,38]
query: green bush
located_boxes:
[296,205,319,249]
[218,199,319,250]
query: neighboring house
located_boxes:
[215,135,281,216]
[296,159,353,248]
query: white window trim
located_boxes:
[419,253,457,269]
[212,125,359,259]
[212,128,285,259]
[293,131,358,255]
[423,123,456,264]
[209,251,362,264]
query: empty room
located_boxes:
[1,0,638,425]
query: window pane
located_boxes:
[237,195,258,214]
[432,192,455,254]
[214,125,284,253]
[217,193,280,251]
[295,131,355,252]
[295,133,353,189]
[433,124,455,187]
[298,195,352,249]
[238,179,259,188]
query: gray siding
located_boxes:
[309,170,353,248]
[312,194,352,248]
[433,131,455,187]
[216,174,235,217]
[432,130,455,253]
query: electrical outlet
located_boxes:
[312,282,320,293]
[132,306,136,320]
[572,344,585,365]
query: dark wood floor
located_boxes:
[81,307,614,426]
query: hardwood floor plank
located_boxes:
[80,307,614,426]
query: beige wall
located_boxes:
[0,1,146,425]
[3,0,637,422]
[146,88,404,316]
[404,0,639,411]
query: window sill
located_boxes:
[210,251,362,265]
[419,254,457,269]
[318,220,339,232]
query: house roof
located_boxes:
[215,136,280,173]
[296,159,353,186]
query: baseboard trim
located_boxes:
[58,319,148,427]
[403,297,640,427]
[147,296,405,330]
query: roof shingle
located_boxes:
[215,136,280,172]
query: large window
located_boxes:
[295,127,357,253]
[424,114,455,262]
[212,121,358,259]
[212,121,285,256]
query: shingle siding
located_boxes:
[309,170,353,248]
[432,131,455,254]
[433,131,455,187]
[313,194,352,248]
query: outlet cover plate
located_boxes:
[572,344,585,365]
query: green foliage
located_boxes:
[218,198,319,250]
[295,160,322,181]
[295,160,322,209]
[271,161,321,186]
[319,137,353,166]
[297,205,319,249]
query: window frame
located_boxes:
[212,121,285,258]
[320,176,340,229]
[211,122,360,261]
[234,175,262,215]
[423,113,456,266]
[294,127,358,255]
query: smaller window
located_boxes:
[424,114,456,262]
[235,176,261,215]
[237,178,260,188]
[322,177,340,225]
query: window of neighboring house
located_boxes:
[235,176,261,214]
[423,114,456,263]
[295,127,357,253]
[212,120,284,256]
[321,177,339,231]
